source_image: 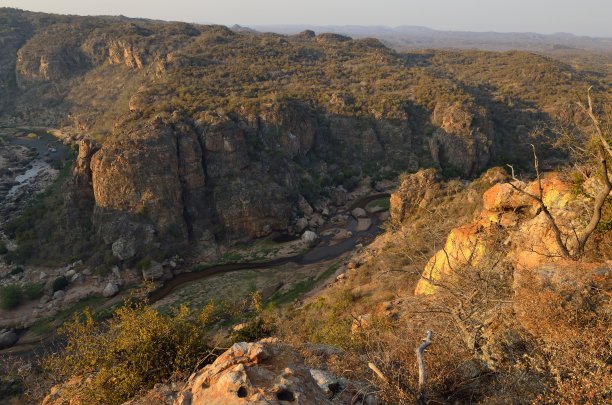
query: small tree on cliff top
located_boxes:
[507,88,611,260]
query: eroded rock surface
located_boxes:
[175,341,333,405]
[414,172,589,294]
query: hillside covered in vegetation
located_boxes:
[0,7,610,405]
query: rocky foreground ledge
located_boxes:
[43,339,373,405]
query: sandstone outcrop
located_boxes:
[414,172,582,295]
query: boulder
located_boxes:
[377,211,390,222]
[355,218,372,232]
[332,229,352,241]
[415,172,578,295]
[298,195,314,216]
[310,369,342,398]
[52,290,65,300]
[102,282,119,298]
[174,341,333,405]
[0,329,18,349]
[301,231,319,245]
[351,207,367,219]
[308,213,325,228]
[295,217,309,233]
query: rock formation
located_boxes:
[390,169,441,223]
[174,340,333,405]
[414,172,587,294]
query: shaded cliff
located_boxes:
[1,8,607,263]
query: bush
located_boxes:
[45,303,212,405]
[0,242,7,255]
[23,283,44,300]
[9,267,24,276]
[52,276,68,292]
[0,285,23,310]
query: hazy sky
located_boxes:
[1,0,610,37]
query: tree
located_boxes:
[507,88,611,260]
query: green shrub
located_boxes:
[23,283,44,300]
[0,242,7,255]
[52,276,68,292]
[45,303,212,405]
[9,267,24,276]
[0,285,23,310]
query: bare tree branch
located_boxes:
[506,146,572,258]
[416,330,433,405]
[575,144,612,256]
[577,86,612,159]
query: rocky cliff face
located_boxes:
[1,8,601,263]
[429,101,494,176]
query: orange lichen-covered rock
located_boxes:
[483,173,572,212]
[415,222,488,295]
[482,182,530,211]
[524,172,572,210]
[416,172,578,296]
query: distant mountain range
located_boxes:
[244,24,612,53]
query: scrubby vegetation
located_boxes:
[44,302,213,405]
[0,285,23,310]
[0,8,609,405]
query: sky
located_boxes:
[1,0,610,37]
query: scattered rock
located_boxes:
[0,329,18,349]
[351,207,367,218]
[355,217,372,232]
[332,229,352,241]
[52,290,65,300]
[310,369,342,398]
[301,230,319,245]
[351,314,372,334]
[295,217,309,233]
[102,282,119,298]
